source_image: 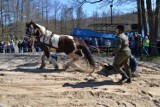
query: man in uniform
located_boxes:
[112,25,132,83]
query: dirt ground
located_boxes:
[0,53,159,107]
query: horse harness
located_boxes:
[34,25,77,54]
[35,33,57,50]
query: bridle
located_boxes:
[26,23,56,49]
[25,24,40,40]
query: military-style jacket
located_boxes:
[113,33,131,56]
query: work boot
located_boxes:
[126,73,132,83]
[126,78,131,83]
[118,72,129,83]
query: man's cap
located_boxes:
[116,25,124,31]
[145,36,148,39]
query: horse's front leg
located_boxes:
[49,56,58,70]
[39,52,46,69]
[48,48,58,70]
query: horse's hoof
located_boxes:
[38,64,45,69]
[54,66,59,70]
[37,67,43,69]
[64,65,70,70]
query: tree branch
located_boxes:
[83,0,103,4]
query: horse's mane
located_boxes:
[35,23,52,36]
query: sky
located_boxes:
[59,0,137,17]
[53,0,156,17]
[59,0,102,16]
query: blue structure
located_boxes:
[71,28,115,47]
[71,28,140,48]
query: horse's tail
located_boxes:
[79,43,95,68]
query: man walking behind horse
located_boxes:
[112,25,132,83]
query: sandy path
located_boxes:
[0,53,159,107]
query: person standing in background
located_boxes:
[129,36,136,55]
[10,40,15,53]
[135,34,142,57]
[18,41,22,53]
[143,36,150,56]
[106,39,111,55]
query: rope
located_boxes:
[87,44,115,53]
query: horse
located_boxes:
[25,21,95,72]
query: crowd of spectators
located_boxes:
[84,33,160,57]
[0,39,42,53]
[17,40,33,53]
[0,40,15,53]
[129,33,160,57]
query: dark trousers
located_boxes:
[144,46,149,56]
[113,54,131,79]
[135,46,142,57]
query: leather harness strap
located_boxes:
[49,33,53,47]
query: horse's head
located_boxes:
[25,21,52,39]
[25,21,37,37]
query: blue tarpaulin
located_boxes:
[71,28,116,46]
[71,28,139,47]
[71,28,115,39]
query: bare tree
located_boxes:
[140,0,148,35]
[75,6,84,28]
[146,0,160,55]
[20,0,24,21]
[52,0,61,32]
[45,0,51,26]
[154,0,160,39]
[60,5,69,34]
[0,0,4,40]
[25,0,31,22]
[71,0,103,6]
[137,0,142,34]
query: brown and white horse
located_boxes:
[25,21,95,72]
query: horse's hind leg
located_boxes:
[39,52,46,69]
[64,53,79,70]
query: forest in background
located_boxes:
[0,0,138,40]
[0,0,160,55]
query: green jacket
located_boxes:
[114,33,131,57]
[143,39,149,47]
